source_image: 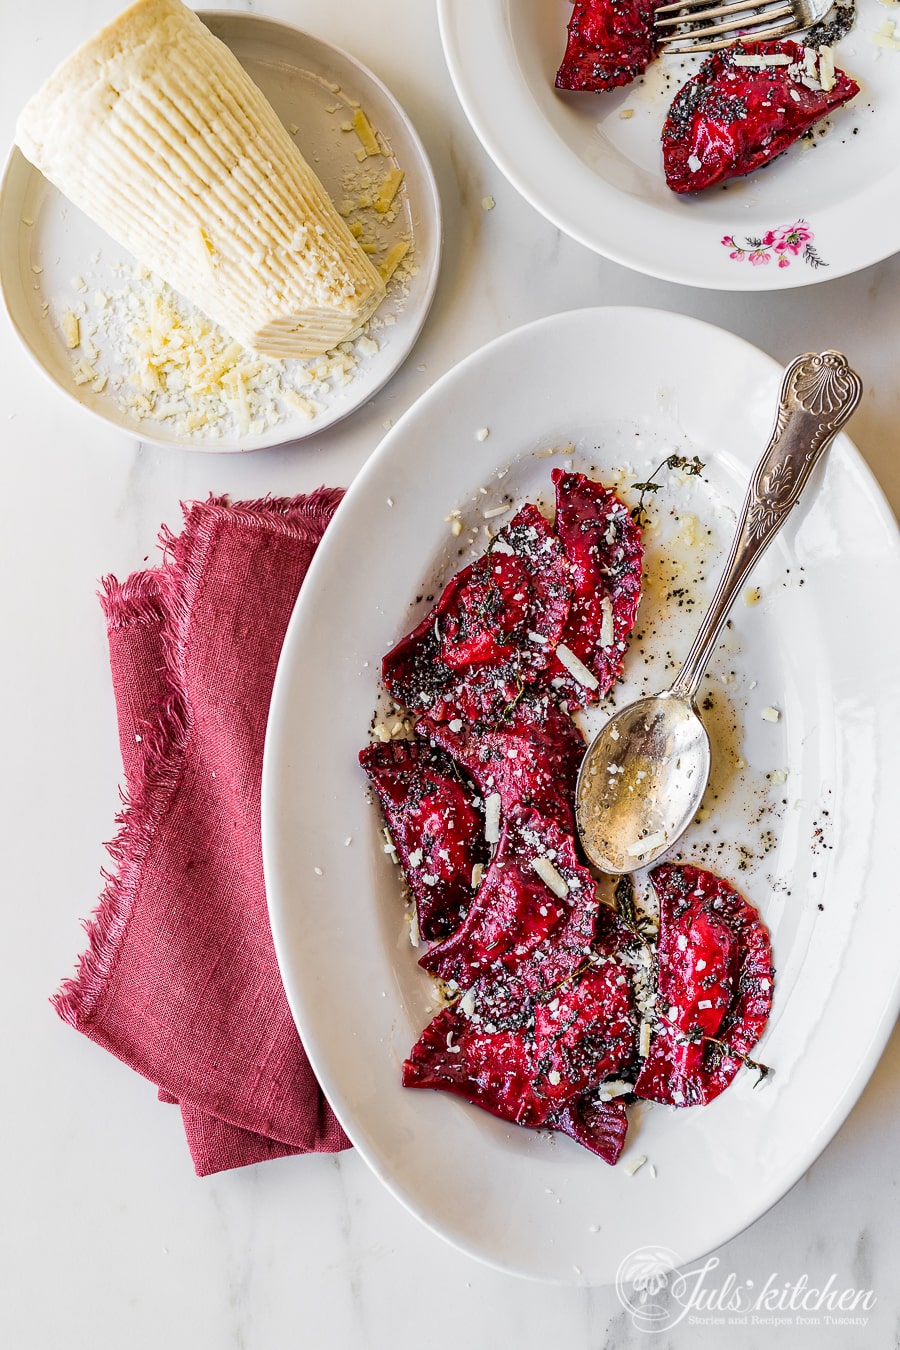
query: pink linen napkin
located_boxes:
[54,492,351,1175]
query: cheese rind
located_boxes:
[16,0,386,358]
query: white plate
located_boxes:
[262,307,900,1284]
[0,12,441,452]
[438,0,900,290]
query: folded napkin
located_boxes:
[54,492,351,1175]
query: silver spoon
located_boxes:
[576,350,862,875]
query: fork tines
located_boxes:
[655,0,798,53]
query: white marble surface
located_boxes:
[1,2,899,1346]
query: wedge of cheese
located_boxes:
[16,0,386,358]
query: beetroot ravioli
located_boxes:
[635,864,773,1107]
[359,740,486,940]
[418,806,601,1023]
[402,959,637,1164]
[555,0,658,93]
[416,694,585,837]
[403,907,639,1163]
[549,468,642,710]
[381,504,571,724]
[662,41,859,194]
[362,473,772,1163]
[382,472,642,722]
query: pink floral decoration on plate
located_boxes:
[721,220,826,271]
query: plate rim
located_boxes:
[262,305,900,1282]
[0,9,442,453]
[436,0,900,292]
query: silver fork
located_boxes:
[654,0,833,53]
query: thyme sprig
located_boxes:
[612,875,656,954]
[630,454,705,529]
[682,1027,771,1087]
[499,670,526,723]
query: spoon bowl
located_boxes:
[576,693,710,874]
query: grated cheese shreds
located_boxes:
[114,282,288,435]
[374,167,405,214]
[872,18,900,47]
[61,310,81,349]
[555,642,599,690]
[598,1079,633,1101]
[282,389,324,419]
[352,106,382,157]
[530,855,569,899]
[626,829,668,858]
[599,595,615,649]
[56,256,401,439]
[733,53,792,66]
[484,792,502,845]
[379,238,411,283]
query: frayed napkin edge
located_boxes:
[53,488,344,1034]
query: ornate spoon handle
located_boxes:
[671,350,863,701]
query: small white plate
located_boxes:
[0,12,441,452]
[263,307,900,1283]
[438,0,900,290]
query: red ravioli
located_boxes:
[402,1007,548,1126]
[416,694,585,837]
[402,967,636,1163]
[634,863,773,1107]
[382,505,572,723]
[419,806,599,1025]
[662,41,859,195]
[359,739,486,940]
[550,469,643,709]
[533,963,637,1104]
[556,0,658,93]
